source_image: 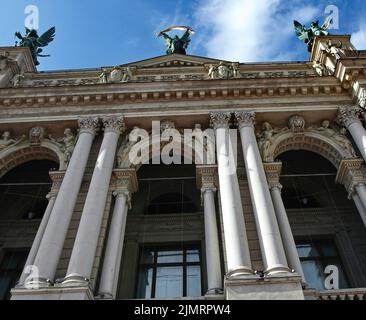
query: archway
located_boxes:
[276,150,366,290]
[0,159,58,299]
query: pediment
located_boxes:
[120,54,234,69]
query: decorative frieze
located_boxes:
[263,162,283,190]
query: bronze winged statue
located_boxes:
[294,19,332,52]
[157,26,194,55]
[15,27,56,65]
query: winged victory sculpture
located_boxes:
[157,26,194,55]
[294,19,332,52]
[15,27,56,65]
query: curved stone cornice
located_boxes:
[234,111,255,129]
[102,115,126,134]
[78,117,100,135]
[210,112,231,130]
[337,105,362,128]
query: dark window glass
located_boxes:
[137,245,202,298]
[296,239,349,290]
[0,250,28,300]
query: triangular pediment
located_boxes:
[119,54,235,69]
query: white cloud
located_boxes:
[352,25,366,50]
[194,0,320,62]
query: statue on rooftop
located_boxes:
[15,27,56,65]
[157,26,194,55]
[294,19,332,52]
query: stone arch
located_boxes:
[0,140,67,178]
[270,131,353,169]
[116,132,215,170]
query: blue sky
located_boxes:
[0,0,365,71]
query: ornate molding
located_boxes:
[210,112,231,130]
[112,168,138,194]
[263,162,283,190]
[335,158,366,198]
[337,106,362,128]
[207,62,239,79]
[48,170,65,197]
[29,126,45,145]
[102,115,125,134]
[288,115,305,133]
[234,111,255,129]
[78,117,100,135]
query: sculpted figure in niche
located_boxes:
[257,122,284,162]
[0,131,26,151]
[49,128,76,163]
[333,127,357,158]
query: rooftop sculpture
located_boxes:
[156,26,194,55]
[15,27,56,65]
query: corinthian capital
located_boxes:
[337,106,362,128]
[234,111,255,129]
[103,115,126,134]
[78,117,100,135]
[210,112,231,130]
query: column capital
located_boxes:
[48,170,65,196]
[113,189,131,208]
[196,165,218,189]
[337,106,363,128]
[112,168,138,193]
[102,115,126,134]
[78,116,100,135]
[263,162,283,190]
[336,158,366,197]
[234,111,256,129]
[210,112,231,130]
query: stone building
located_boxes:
[0,34,366,300]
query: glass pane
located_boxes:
[137,267,153,298]
[0,276,12,300]
[186,249,200,263]
[141,250,155,264]
[297,244,320,258]
[301,260,325,290]
[155,266,183,298]
[319,242,337,257]
[157,250,183,263]
[186,265,201,297]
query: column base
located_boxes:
[226,266,253,278]
[95,292,114,300]
[60,274,90,288]
[225,273,304,300]
[21,277,53,289]
[11,286,94,300]
[205,288,224,296]
[264,264,291,276]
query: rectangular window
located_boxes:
[136,245,202,298]
[296,239,349,290]
[0,250,28,300]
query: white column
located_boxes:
[18,192,56,285]
[202,188,223,293]
[210,112,252,277]
[352,192,366,226]
[270,188,305,282]
[31,117,99,287]
[235,111,289,275]
[63,116,125,286]
[98,190,129,299]
[354,184,366,227]
[337,106,366,162]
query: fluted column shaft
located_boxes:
[98,190,129,298]
[210,112,252,276]
[337,106,366,162]
[64,116,125,286]
[235,111,289,275]
[32,117,99,286]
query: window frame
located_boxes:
[136,244,203,298]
